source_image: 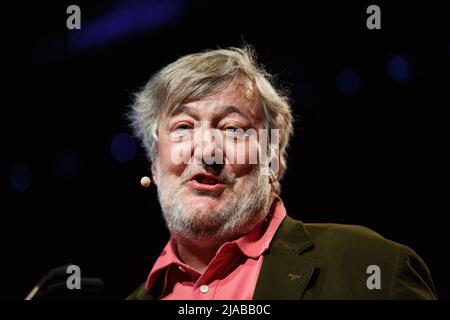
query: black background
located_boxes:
[2,0,449,299]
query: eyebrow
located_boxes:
[168,104,252,120]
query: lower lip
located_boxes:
[187,180,226,193]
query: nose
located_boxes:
[192,121,225,167]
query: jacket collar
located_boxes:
[252,215,318,300]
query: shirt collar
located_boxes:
[234,192,286,258]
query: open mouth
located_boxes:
[193,174,221,184]
[187,173,226,193]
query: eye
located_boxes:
[224,125,242,131]
[174,123,192,131]
[169,123,193,141]
[224,127,252,140]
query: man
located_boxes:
[127,47,437,299]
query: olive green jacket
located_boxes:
[127,215,437,300]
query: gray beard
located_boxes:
[156,162,271,243]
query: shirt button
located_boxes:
[199,285,209,294]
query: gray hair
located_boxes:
[129,46,294,194]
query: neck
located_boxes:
[174,237,224,274]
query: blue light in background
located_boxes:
[69,0,184,52]
[53,150,81,178]
[10,163,32,192]
[111,133,137,163]
[336,68,361,97]
[387,55,410,81]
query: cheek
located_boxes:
[157,139,187,176]
[227,162,255,178]
[224,137,260,169]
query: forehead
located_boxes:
[161,78,264,125]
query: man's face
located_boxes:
[152,80,272,242]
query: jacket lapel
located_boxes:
[253,215,318,300]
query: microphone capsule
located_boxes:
[140,176,152,188]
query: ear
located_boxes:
[275,152,281,180]
[151,162,159,185]
[269,150,281,180]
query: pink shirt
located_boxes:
[145,194,287,300]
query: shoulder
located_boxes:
[304,222,402,255]
[275,217,437,299]
[279,215,405,259]
[301,222,422,278]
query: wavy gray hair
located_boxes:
[129,46,293,194]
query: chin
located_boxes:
[183,196,224,213]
